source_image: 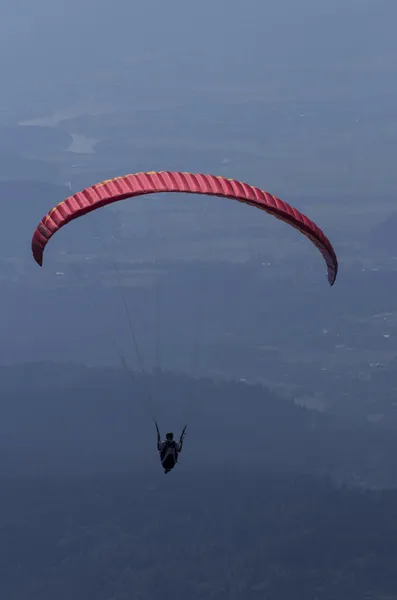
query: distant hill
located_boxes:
[0,153,62,184]
[0,125,72,156]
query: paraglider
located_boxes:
[31,170,338,475]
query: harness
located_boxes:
[160,440,178,464]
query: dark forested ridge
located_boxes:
[2,363,397,599]
[1,362,397,488]
[2,471,397,600]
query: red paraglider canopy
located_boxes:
[31,170,338,285]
